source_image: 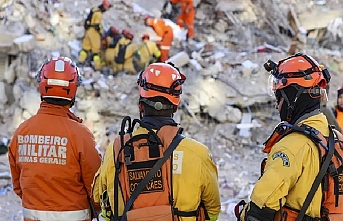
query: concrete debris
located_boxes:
[165,51,190,68]
[0,0,343,220]
[13,35,36,52]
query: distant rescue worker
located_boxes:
[170,0,195,39]
[239,53,343,221]
[8,57,101,221]
[104,26,122,66]
[320,84,341,132]
[144,16,173,62]
[112,29,137,75]
[334,86,343,130]
[133,33,161,71]
[78,0,111,71]
[92,62,221,221]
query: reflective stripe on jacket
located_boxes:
[23,208,90,221]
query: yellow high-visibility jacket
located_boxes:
[251,113,329,218]
[92,126,221,221]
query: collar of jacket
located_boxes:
[140,116,177,130]
[296,111,329,137]
[37,102,83,123]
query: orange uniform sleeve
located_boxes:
[153,20,166,37]
[8,133,22,198]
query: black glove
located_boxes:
[243,202,276,221]
[94,24,101,32]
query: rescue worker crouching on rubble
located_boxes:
[133,33,161,72]
[112,29,137,75]
[333,86,343,130]
[144,16,174,62]
[170,0,195,39]
[78,0,111,71]
[91,62,221,221]
[104,26,122,66]
[239,53,343,221]
[8,57,101,221]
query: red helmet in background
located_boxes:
[36,57,81,101]
[142,33,150,40]
[122,29,134,40]
[102,0,111,10]
[137,62,186,105]
[110,26,120,35]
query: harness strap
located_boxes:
[295,126,335,221]
[120,132,185,221]
[174,201,210,220]
[174,209,197,217]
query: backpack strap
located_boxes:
[295,126,335,221]
[119,130,184,221]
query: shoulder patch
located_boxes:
[272,152,290,167]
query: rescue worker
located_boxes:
[8,57,101,221]
[170,0,195,39]
[92,62,221,220]
[144,16,174,62]
[104,26,122,66]
[133,33,161,72]
[334,86,343,130]
[112,29,137,75]
[239,53,334,221]
[78,0,111,71]
[321,84,341,132]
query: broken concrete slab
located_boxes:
[166,51,190,68]
[13,35,36,52]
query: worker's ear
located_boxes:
[139,102,144,113]
[173,105,177,113]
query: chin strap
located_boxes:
[279,86,307,121]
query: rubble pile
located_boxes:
[1,0,343,220]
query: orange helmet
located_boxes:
[137,62,186,105]
[142,33,150,40]
[265,53,330,92]
[36,57,81,101]
[144,15,154,26]
[102,0,111,10]
[264,53,331,122]
[122,29,134,40]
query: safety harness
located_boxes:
[260,111,343,221]
[110,116,209,221]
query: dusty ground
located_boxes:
[0,191,22,221]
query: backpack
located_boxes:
[115,44,128,64]
[109,35,122,49]
[84,8,100,30]
[261,122,343,221]
[111,116,210,221]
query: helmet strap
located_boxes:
[140,98,174,110]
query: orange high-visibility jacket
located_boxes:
[149,19,173,39]
[8,102,101,221]
[170,0,194,12]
